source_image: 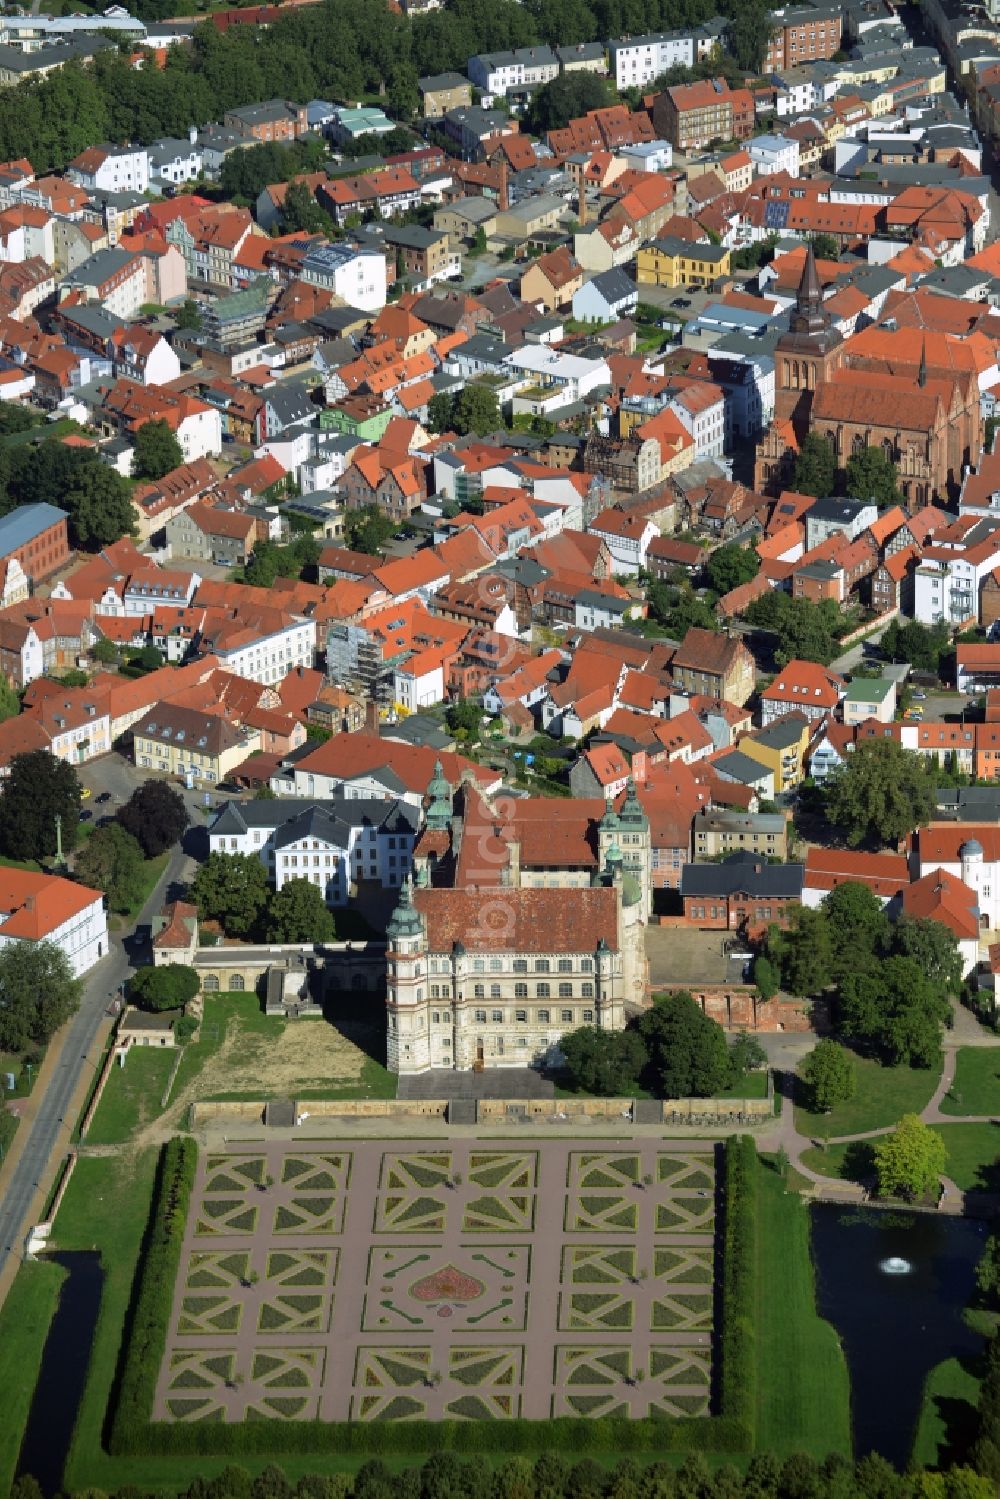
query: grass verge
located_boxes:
[939,1048,1000,1117]
[756,1161,852,1459]
[0,1259,66,1495]
[793,1052,940,1138]
[86,1047,177,1145]
[935,1122,1000,1193]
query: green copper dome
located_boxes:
[600,793,621,832]
[386,875,423,941]
[425,758,453,830]
[618,776,648,830]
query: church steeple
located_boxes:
[918,341,928,388]
[798,242,822,313]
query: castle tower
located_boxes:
[617,777,652,921]
[385,876,429,1075]
[424,759,453,831]
[772,244,844,435]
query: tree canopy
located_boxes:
[558,1025,647,1094]
[638,991,732,1098]
[0,939,81,1052]
[743,591,840,666]
[129,963,200,1013]
[880,618,951,675]
[837,955,950,1068]
[132,418,184,481]
[74,822,145,913]
[704,543,759,596]
[801,1038,856,1112]
[190,851,270,938]
[117,779,189,858]
[724,0,775,70]
[0,441,135,549]
[873,1114,946,1200]
[823,739,935,849]
[792,432,836,499]
[524,70,614,132]
[845,446,904,509]
[428,384,501,437]
[0,749,81,861]
[264,877,336,943]
[342,505,395,557]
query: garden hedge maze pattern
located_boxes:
[155,1141,716,1424]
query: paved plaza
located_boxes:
[155,1139,717,1425]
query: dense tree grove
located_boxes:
[764,883,958,1067]
[0,440,135,549]
[743,591,842,666]
[0,749,82,861]
[823,739,936,849]
[0,0,764,176]
[560,992,766,1096]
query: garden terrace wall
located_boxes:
[188,1100,449,1126]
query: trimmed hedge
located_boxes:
[717,1134,759,1443]
[108,1138,760,1461]
[110,1136,197,1455]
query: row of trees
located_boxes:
[560,990,766,1097]
[761,881,958,1068]
[0,940,80,1053]
[12,1449,994,1499]
[191,850,336,943]
[793,435,903,508]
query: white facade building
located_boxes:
[213,616,316,686]
[0,870,108,977]
[467,46,559,96]
[608,31,695,90]
[301,244,388,313]
[209,795,418,906]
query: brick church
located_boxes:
[754,246,981,508]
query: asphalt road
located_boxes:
[0,809,190,1273]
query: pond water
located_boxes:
[17,1251,103,1498]
[810,1204,987,1468]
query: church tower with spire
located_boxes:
[772,244,845,433]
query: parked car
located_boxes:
[911,690,927,700]
[671,296,692,308]
[79,809,92,822]
[96,791,111,804]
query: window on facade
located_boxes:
[474,1008,487,1022]
[491,1009,503,1022]
[514,981,528,997]
[489,957,502,972]
[474,983,485,998]
[203,974,219,991]
[490,984,501,999]
[582,982,594,998]
[581,958,593,972]
[515,1009,527,1022]
[231,974,245,991]
[536,982,550,998]
[558,958,572,972]
[513,959,528,973]
[535,959,550,973]
[473,959,485,972]
[561,1009,573,1023]
[432,1011,440,1025]
[557,981,572,998]
[583,1009,594,1023]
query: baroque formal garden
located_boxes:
[153,1140,719,1428]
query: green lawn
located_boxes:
[935,1122,1000,1192]
[85,1047,177,1145]
[755,1162,853,1459]
[794,1052,941,1138]
[717,1070,770,1101]
[0,1259,66,1495]
[800,1122,1000,1196]
[911,1356,982,1470]
[939,1048,1000,1117]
